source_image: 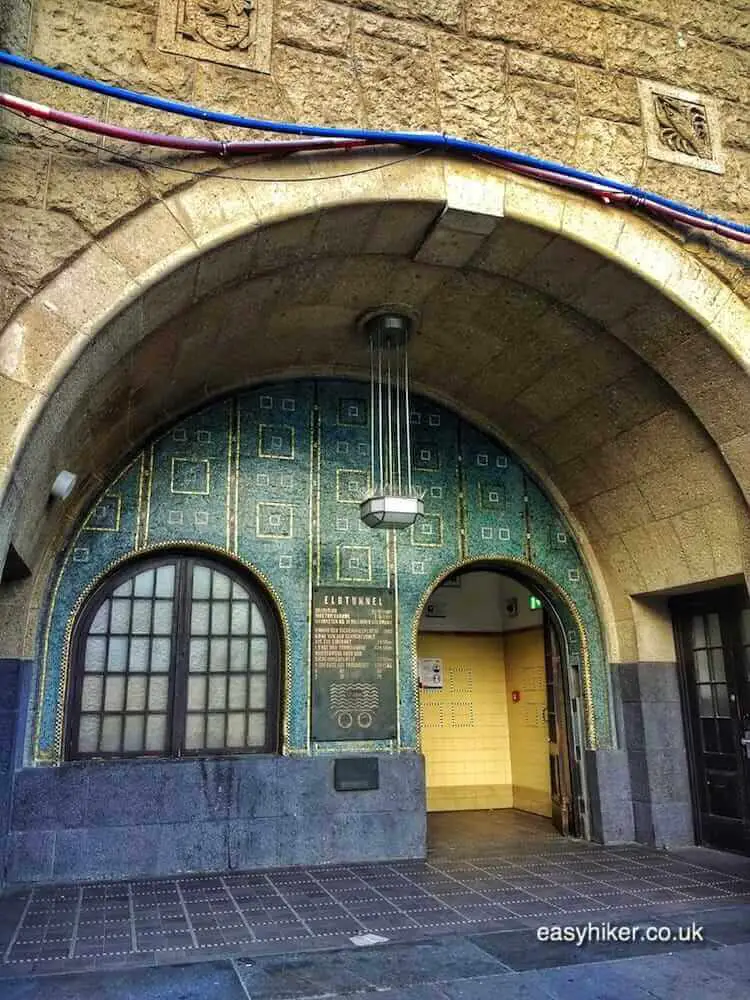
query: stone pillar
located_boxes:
[0,658,22,885]
[585,746,635,844]
[612,662,695,848]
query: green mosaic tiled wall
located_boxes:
[36,379,612,762]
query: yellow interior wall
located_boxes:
[418,633,513,812]
[418,629,551,816]
[504,629,552,818]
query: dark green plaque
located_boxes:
[311,587,397,742]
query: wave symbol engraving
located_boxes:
[330,682,379,729]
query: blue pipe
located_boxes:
[1,50,748,238]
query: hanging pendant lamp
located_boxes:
[359,308,424,530]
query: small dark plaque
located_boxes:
[334,757,379,792]
[311,587,397,742]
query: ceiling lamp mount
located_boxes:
[358,306,424,530]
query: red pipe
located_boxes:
[0,92,373,156]
[475,154,750,245]
[3,90,748,245]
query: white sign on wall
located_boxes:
[419,658,444,689]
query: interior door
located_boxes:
[543,615,578,836]
[672,586,750,855]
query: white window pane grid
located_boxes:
[145,715,167,751]
[247,713,266,746]
[133,569,155,598]
[206,713,225,749]
[81,675,103,712]
[229,639,248,671]
[89,603,109,635]
[182,565,272,753]
[75,559,274,757]
[184,714,205,750]
[78,564,177,756]
[212,570,231,599]
[155,564,175,598]
[77,715,100,753]
[209,638,228,672]
[227,713,246,747]
[212,603,230,635]
[690,611,731,722]
[250,638,268,671]
[251,604,267,636]
[107,637,129,672]
[192,565,211,599]
[148,676,169,711]
[231,602,249,634]
[123,715,145,751]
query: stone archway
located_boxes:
[415,560,592,837]
[1,156,749,674]
[412,556,608,753]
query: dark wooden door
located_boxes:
[543,616,579,837]
[672,586,750,854]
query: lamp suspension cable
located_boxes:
[404,345,412,498]
[377,333,384,495]
[387,340,394,494]
[370,334,377,490]
[358,309,424,530]
[395,336,402,496]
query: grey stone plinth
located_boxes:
[607,661,695,850]
[585,748,635,844]
[0,659,23,885]
[4,751,426,885]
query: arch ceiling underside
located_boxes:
[0,161,749,665]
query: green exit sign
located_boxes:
[529,595,543,610]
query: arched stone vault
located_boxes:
[0,155,748,667]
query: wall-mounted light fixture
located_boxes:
[358,308,424,530]
[50,470,77,501]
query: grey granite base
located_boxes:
[5,752,426,885]
[609,661,695,849]
[585,747,635,844]
[0,659,22,884]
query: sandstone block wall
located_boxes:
[0,1,748,669]
[0,0,748,330]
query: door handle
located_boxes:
[740,738,750,745]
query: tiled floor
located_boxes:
[1,811,750,979]
[427,809,567,857]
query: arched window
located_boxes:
[66,553,281,759]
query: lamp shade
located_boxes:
[359,494,424,529]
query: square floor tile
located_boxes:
[250,925,310,942]
[234,953,371,998]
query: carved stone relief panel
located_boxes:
[638,79,724,174]
[157,0,272,74]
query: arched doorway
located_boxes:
[417,565,586,851]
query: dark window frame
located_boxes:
[65,551,282,761]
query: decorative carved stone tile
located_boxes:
[157,0,272,74]
[638,79,724,174]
